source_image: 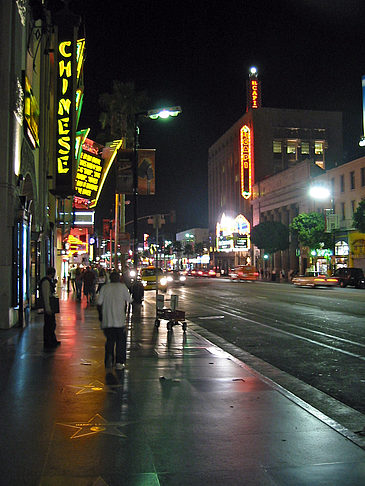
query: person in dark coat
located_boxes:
[83,266,96,303]
[40,267,60,349]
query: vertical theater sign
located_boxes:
[54,7,81,196]
[240,125,253,199]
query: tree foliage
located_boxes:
[353,198,365,233]
[251,221,289,254]
[98,81,149,146]
[194,242,205,256]
[183,244,193,257]
[289,212,332,249]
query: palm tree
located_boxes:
[98,81,149,146]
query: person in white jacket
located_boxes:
[97,271,132,370]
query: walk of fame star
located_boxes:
[57,413,131,439]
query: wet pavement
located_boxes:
[1,289,365,485]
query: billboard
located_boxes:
[115,149,156,195]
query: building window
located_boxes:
[314,141,324,154]
[351,200,356,214]
[350,171,355,190]
[301,141,310,154]
[341,202,345,220]
[273,141,282,153]
[287,141,297,154]
[340,174,344,192]
[331,177,335,195]
[361,167,365,186]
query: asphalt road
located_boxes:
[146,277,365,431]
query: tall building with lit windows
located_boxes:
[208,81,343,272]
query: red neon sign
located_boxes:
[240,125,252,199]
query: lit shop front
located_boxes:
[213,214,252,274]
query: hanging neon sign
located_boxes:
[240,125,252,199]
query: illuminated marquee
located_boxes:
[240,125,252,199]
[75,148,103,202]
[216,214,251,252]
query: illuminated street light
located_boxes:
[309,184,337,271]
[250,66,257,75]
[308,185,331,201]
[147,106,182,120]
[132,106,182,269]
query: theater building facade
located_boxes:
[208,105,343,275]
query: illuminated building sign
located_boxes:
[66,233,87,256]
[73,211,94,226]
[74,138,123,209]
[75,137,103,200]
[247,72,261,110]
[24,75,39,148]
[250,80,259,109]
[75,38,85,127]
[240,125,253,199]
[216,214,251,252]
[55,35,76,195]
[75,145,103,202]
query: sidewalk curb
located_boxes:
[188,321,365,450]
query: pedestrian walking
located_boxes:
[70,265,77,292]
[75,266,83,301]
[97,271,132,370]
[83,266,96,303]
[39,267,61,350]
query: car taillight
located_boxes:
[314,278,325,282]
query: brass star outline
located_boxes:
[57,413,131,439]
[68,380,108,394]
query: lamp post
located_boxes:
[132,106,182,270]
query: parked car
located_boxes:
[333,267,365,288]
[292,271,338,288]
[229,265,259,281]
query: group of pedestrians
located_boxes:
[40,265,143,371]
[68,264,109,302]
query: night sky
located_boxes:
[69,0,365,234]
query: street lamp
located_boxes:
[309,184,337,272]
[132,106,182,269]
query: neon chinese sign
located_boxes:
[57,40,73,175]
[240,125,252,199]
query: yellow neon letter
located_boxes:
[58,98,71,116]
[59,41,72,58]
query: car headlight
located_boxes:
[160,277,167,286]
[180,276,186,281]
[142,280,147,287]
[167,275,173,282]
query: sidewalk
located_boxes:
[0,289,365,485]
